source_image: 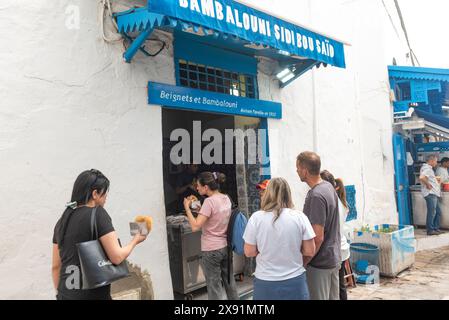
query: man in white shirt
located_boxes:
[419,155,442,236]
[435,158,449,184]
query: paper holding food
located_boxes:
[191,201,201,211]
[131,215,153,236]
[130,222,149,236]
[186,195,201,211]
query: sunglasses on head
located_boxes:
[89,169,103,188]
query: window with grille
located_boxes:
[178,60,258,99]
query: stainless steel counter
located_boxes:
[411,191,449,229]
[166,216,246,297]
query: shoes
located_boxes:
[427,231,439,236]
[434,230,444,234]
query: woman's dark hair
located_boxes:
[56,169,110,246]
[320,170,336,188]
[320,170,348,209]
[197,172,226,191]
[335,178,348,209]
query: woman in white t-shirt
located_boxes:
[320,170,351,300]
[243,177,316,300]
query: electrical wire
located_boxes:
[100,0,122,42]
[145,39,166,56]
[393,0,420,66]
[100,0,166,58]
[382,0,402,41]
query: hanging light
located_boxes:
[276,66,296,84]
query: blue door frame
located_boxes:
[393,133,412,225]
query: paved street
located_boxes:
[348,246,449,300]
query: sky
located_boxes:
[243,0,448,69]
[399,0,449,69]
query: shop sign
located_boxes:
[148,0,345,68]
[148,82,282,119]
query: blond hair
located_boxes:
[261,177,294,222]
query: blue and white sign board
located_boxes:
[416,142,449,153]
[148,82,282,119]
[148,0,346,68]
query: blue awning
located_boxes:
[114,1,346,86]
[415,109,449,130]
[389,66,449,83]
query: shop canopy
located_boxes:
[388,66,449,83]
[114,0,347,87]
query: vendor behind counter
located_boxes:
[436,158,449,185]
[175,164,202,212]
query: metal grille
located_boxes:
[178,60,257,99]
[345,185,358,222]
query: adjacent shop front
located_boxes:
[390,66,449,228]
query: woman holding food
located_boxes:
[183,172,239,300]
[52,169,149,300]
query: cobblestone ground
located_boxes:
[348,246,449,300]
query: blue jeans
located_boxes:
[253,272,310,300]
[425,194,441,233]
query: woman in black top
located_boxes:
[52,169,147,300]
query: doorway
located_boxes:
[162,107,266,298]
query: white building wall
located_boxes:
[261,0,408,227]
[0,0,175,299]
[0,0,410,299]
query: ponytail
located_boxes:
[320,170,348,209]
[335,178,348,209]
[198,172,226,191]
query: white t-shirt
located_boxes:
[338,199,351,262]
[420,163,441,198]
[436,166,449,184]
[243,208,316,281]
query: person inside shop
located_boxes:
[183,172,239,300]
[436,158,449,185]
[176,164,201,212]
[419,155,442,236]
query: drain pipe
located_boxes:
[312,68,318,153]
[308,0,318,152]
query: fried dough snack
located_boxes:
[134,215,153,233]
[187,195,198,202]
